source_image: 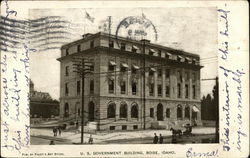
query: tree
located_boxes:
[212,77,219,142]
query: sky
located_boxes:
[29,7,218,100]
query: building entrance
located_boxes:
[157,103,163,121]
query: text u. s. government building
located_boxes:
[57,32,202,131]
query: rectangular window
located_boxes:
[185,72,189,81]
[177,83,181,98]
[66,48,69,56]
[89,62,94,72]
[166,108,170,118]
[109,41,114,48]
[150,108,154,118]
[77,44,81,52]
[133,125,138,130]
[166,69,170,79]
[158,68,162,77]
[149,50,154,56]
[110,126,115,130]
[65,83,69,96]
[108,61,116,72]
[90,40,94,48]
[120,81,126,94]
[185,84,189,98]
[158,84,162,97]
[108,79,114,94]
[121,43,126,50]
[192,85,196,99]
[132,46,137,53]
[177,71,182,82]
[158,50,161,57]
[90,79,94,94]
[120,64,128,72]
[132,68,136,74]
[122,125,127,130]
[192,73,196,83]
[132,82,137,95]
[166,85,170,97]
[65,66,69,76]
[149,83,154,96]
[77,81,80,95]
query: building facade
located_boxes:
[57,32,202,131]
[30,80,59,118]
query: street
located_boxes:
[30,127,217,145]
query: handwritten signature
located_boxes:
[186,148,218,158]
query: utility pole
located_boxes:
[73,57,93,144]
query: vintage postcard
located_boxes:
[1,0,249,157]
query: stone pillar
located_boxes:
[189,70,192,100]
[197,71,201,99]
[182,104,185,120]
[162,69,166,98]
[154,106,157,121]
[116,102,120,121]
[127,103,131,121]
[144,71,148,97]
[181,69,185,99]
[171,69,176,99]
[154,71,157,97]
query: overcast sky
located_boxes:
[30,7,218,100]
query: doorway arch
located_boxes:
[157,103,163,121]
[88,101,95,121]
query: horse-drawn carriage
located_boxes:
[170,124,193,137]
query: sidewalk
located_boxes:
[31,127,215,144]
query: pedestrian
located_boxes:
[88,134,93,144]
[159,134,163,144]
[171,135,177,144]
[153,133,158,144]
[58,126,61,136]
[53,127,57,137]
[49,140,55,145]
[53,127,56,136]
[76,120,79,129]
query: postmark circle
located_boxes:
[116,16,158,46]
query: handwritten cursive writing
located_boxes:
[217,9,230,37]
[186,148,218,158]
[220,80,230,151]
[218,9,230,60]
[220,66,247,152]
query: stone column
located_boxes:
[145,71,149,97]
[189,70,192,100]
[197,71,201,99]
[154,71,157,97]
[116,102,120,121]
[181,69,185,99]
[127,103,131,121]
[162,68,166,98]
[171,69,176,99]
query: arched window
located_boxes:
[88,101,95,121]
[131,103,138,118]
[177,105,182,119]
[64,103,69,117]
[107,102,116,118]
[120,102,127,118]
[185,106,190,119]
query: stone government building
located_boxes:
[57,32,202,131]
